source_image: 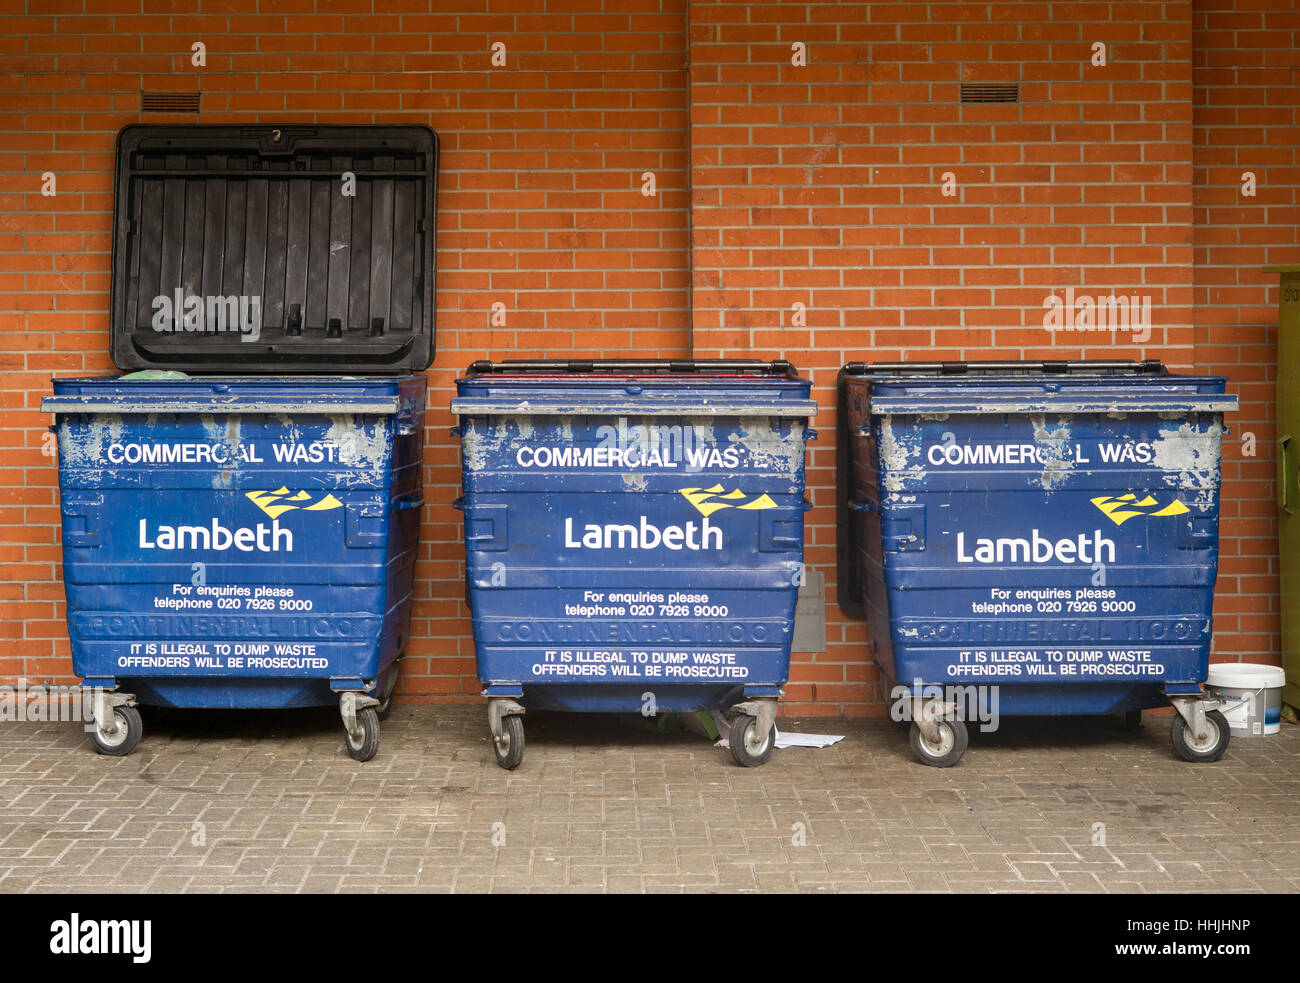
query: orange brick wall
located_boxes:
[0,0,691,701]
[690,0,1204,713]
[1192,0,1298,667]
[0,0,1291,712]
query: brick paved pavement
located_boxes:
[1,706,1296,893]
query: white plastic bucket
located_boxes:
[1206,663,1286,737]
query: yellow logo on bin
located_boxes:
[678,485,777,517]
[246,487,343,519]
[1090,493,1190,526]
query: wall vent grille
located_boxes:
[960,83,1020,104]
[141,92,201,113]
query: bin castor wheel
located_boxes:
[493,714,525,770]
[344,707,380,762]
[375,671,399,722]
[1170,708,1230,763]
[91,704,142,756]
[888,697,911,730]
[729,713,774,767]
[909,717,967,767]
[1122,710,1143,731]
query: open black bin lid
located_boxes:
[110,124,438,373]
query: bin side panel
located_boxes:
[456,403,810,707]
[51,376,426,708]
[849,374,1228,714]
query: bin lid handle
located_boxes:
[840,359,1169,377]
[464,358,801,379]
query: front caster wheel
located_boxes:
[1170,708,1230,762]
[375,671,398,722]
[728,714,774,767]
[91,705,142,756]
[344,707,380,762]
[1121,710,1143,731]
[909,717,968,767]
[493,714,525,770]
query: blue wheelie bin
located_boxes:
[452,359,818,768]
[836,360,1238,765]
[42,375,427,759]
[40,123,438,759]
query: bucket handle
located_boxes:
[1212,683,1268,716]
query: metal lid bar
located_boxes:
[464,358,800,379]
[841,359,1169,377]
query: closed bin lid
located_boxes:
[41,374,416,416]
[452,359,818,417]
[109,124,438,374]
[840,359,1237,414]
